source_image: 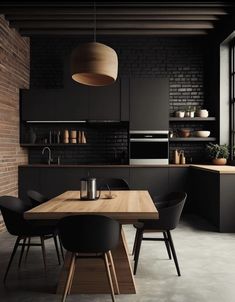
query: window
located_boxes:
[230,39,235,160]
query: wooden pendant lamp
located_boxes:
[71,2,118,86]
[71,42,118,86]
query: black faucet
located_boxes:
[42,147,53,165]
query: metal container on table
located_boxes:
[80,178,100,200]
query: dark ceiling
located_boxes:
[0,1,234,36]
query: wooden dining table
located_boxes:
[24,190,158,295]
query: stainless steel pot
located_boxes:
[80,177,100,200]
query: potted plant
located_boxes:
[205,143,229,165]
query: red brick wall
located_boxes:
[0,15,30,230]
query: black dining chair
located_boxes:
[0,195,62,283]
[97,178,130,191]
[58,214,120,302]
[27,190,48,207]
[132,192,187,276]
[27,189,64,261]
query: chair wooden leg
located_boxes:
[68,255,76,295]
[104,253,116,302]
[40,236,47,271]
[163,232,171,260]
[167,230,181,276]
[18,237,27,268]
[3,236,21,283]
[132,229,138,256]
[108,251,120,294]
[133,229,143,275]
[61,253,76,302]
[53,234,61,265]
[24,237,31,262]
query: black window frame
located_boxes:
[230,39,235,160]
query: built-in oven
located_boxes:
[129,131,169,165]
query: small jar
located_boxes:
[178,111,185,118]
[190,111,195,118]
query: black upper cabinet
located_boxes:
[88,81,121,121]
[21,89,60,121]
[21,81,121,121]
[21,86,88,121]
[130,78,169,130]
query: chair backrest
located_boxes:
[97,178,130,190]
[27,190,48,207]
[157,192,187,230]
[153,192,185,207]
[145,192,187,231]
[58,215,120,253]
[0,196,31,236]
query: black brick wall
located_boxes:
[30,36,208,164]
[30,36,206,114]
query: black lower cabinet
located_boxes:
[40,168,88,199]
[19,167,41,204]
[89,168,130,187]
[130,167,169,197]
[19,167,89,201]
[190,168,235,232]
[169,167,190,212]
[190,169,219,226]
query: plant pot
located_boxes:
[212,158,227,165]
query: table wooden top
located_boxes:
[24,190,158,223]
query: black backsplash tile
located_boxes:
[27,123,129,165]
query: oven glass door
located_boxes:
[130,141,168,159]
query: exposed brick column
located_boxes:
[0,15,30,231]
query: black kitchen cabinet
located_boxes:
[18,167,89,201]
[130,78,169,130]
[168,167,191,212]
[89,167,130,188]
[168,167,189,192]
[190,168,220,228]
[88,81,121,121]
[190,168,235,232]
[18,167,41,204]
[21,86,89,121]
[120,78,130,121]
[39,168,88,199]
[130,167,169,197]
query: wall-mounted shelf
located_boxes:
[170,137,216,142]
[21,143,88,147]
[169,117,216,122]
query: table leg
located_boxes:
[56,227,136,294]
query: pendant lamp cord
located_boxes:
[94,1,96,42]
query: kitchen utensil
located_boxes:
[194,130,210,138]
[80,178,101,200]
[70,130,77,139]
[78,131,81,143]
[179,150,186,164]
[174,149,180,164]
[81,131,87,144]
[63,130,69,143]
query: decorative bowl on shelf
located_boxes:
[179,128,191,137]
[196,109,209,118]
[194,130,210,138]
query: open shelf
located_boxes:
[170,137,216,142]
[169,117,216,122]
[20,143,88,147]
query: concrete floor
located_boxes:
[0,214,235,302]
